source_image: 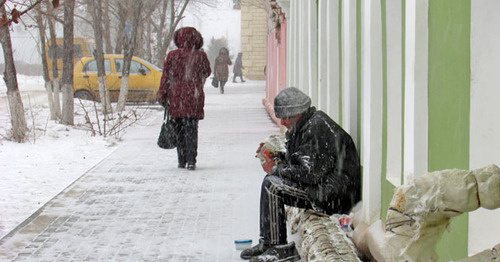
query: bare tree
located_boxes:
[61,0,75,125]
[34,2,57,120]
[143,7,154,62]
[0,4,27,142]
[47,3,62,119]
[113,1,126,54]
[156,0,191,67]
[102,0,113,53]
[116,0,143,113]
[0,0,56,141]
[88,0,112,115]
[150,0,219,66]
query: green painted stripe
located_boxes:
[428,0,471,260]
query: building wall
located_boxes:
[469,0,500,255]
[265,11,287,108]
[428,1,470,260]
[241,3,268,80]
[271,0,500,259]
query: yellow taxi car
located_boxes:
[73,54,162,103]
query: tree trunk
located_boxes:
[134,17,145,58]
[35,5,57,120]
[103,0,113,53]
[114,2,126,54]
[144,16,153,62]
[116,0,143,113]
[48,11,61,119]
[154,0,168,67]
[61,0,75,125]
[0,5,27,142]
[89,0,112,115]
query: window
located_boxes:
[114,59,123,73]
[83,59,111,74]
[114,59,151,74]
[130,60,150,74]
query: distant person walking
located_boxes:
[157,27,211,171]
[233,52,245,83]
[214,47,232,94]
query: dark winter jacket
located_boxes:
[273,107,361,215]
[214,48,232,82]
[233,53,244,76]
[157,27,211,119]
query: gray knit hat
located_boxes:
[274,87,311,118]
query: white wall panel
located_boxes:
[469,0,500,255]
[361,0,383,224]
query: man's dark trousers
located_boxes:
[260,175,315,245]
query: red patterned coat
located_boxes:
[157,27,211,119]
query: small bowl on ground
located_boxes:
[234,239,252,250]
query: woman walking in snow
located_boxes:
[233,52,245,83]
[157,27,211,171]
[213,47,232,94]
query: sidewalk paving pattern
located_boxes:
[0,83,281,261]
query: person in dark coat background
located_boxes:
[241,87,361,262]
[157,27,211,171]
[233,52,245,83]
[213,47,232,94]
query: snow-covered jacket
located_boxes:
[157,27,211,119]
[273,107,361,215]
[214,48,232,82]
[233,54,244,76]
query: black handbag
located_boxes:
[211,77,218,88]
[157,107,178,149]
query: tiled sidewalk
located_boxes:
[0,84,280,261]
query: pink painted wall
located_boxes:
[264,11,287,129]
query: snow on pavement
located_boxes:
[0,79,282,261]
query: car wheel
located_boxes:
[74,90,94,101]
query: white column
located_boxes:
[298,1,309,95]
[361,0,383,224]
[385,0,403,186]
[341,0,358,141]
[307,0,318,105]
[318,0,328,112]
[326,0,340,122]
[469,0,500,255]
[403,0,428,182]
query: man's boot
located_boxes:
[249,242,300,262]
[240,239,269,260]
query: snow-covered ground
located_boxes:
[0,75,274,249]
[0,76,284,261]
[0,75,157,239]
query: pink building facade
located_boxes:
[263,6,287,128]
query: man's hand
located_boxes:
[261,150,276,174]
[256,142,265,154]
